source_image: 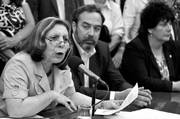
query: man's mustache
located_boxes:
[83,37,96,44]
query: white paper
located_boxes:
[105,108,180,119]
[95,83,138,115]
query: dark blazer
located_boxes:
[172,20,180,41]
[71,38,132,100]
[120,36,180,91]
[27,0,84,23]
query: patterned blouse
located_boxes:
[155,55,170,81]
[0,3,25,37]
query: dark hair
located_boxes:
[72,4,105,24]
[21,17,71,62]
[138,1,175,39]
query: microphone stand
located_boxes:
[91,79,98,118]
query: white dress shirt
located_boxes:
[123,0,149,43]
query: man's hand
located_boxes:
[114,87,152,108]
[132,87,152,107]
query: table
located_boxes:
[38,105,105,119]
[39,92,180,119]
[149,92,180,114]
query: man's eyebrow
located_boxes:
[82,21,102,27]
[82,21,91,25]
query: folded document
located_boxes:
[95,83,138,115]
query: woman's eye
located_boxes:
[50,35,59,41]
[63,37,69,42]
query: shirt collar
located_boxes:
[104,0,112,10]
[72,34,96,58]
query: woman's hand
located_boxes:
[98,100,123,110]
[0,37,18,50]
[52,91,77,112]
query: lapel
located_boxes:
[89,44,101,78]
[89,54,99,87]
[140,38,161,74]
[89,56,98,74]
[140,38,175,78]
[89,44,103,87]
[34,62,51,93]
[51,0,58,15]
[163,42,175,79]
[71,37,84,85]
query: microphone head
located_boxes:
[68,56,84,70]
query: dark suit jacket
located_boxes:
[27,0,84,23]
[172,20,180,41]
[120,36,180,91]
[71,38,132,100]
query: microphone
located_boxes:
[68,56,106,85]
[68,56,109,117]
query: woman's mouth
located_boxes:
[56,52,63,55]
[55,52,64,58]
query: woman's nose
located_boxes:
[57,37,66,46]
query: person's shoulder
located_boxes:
[125,36,149,52]
[13,51,30,59]
[3,51,34,75]
[8,51,33,65]
[164,40,180,51]
[126,36,146,50]
[95,41,109,55]
[96,40,109,49]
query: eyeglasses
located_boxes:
[46,35,69,46]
